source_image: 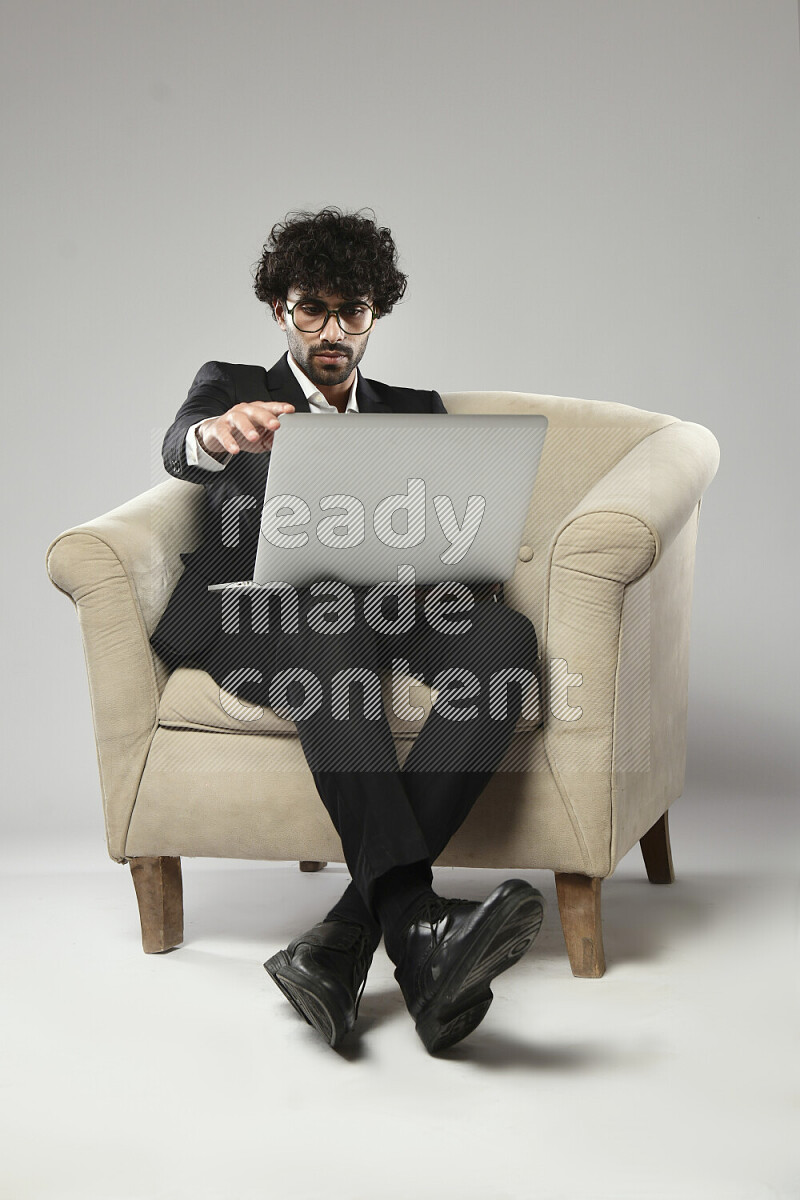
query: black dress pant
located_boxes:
[197,584,539,926]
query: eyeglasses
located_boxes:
[284,297,376,336]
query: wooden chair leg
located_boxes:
[640,811,675,884]
[129,856,184,953]
[554,872,606,977]
[299,861,327,872]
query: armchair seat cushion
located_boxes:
[157,663,545,738]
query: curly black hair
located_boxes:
[252,206,407,320]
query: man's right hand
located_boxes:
[198,401,296,458]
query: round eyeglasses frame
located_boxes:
[284,297,376,335]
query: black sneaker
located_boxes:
[393,880,545,1054]
[264,920,375,1048]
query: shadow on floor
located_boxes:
[176,863,765,972]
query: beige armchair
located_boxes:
[46,390,719,976]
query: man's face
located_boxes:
[274,286,375,389]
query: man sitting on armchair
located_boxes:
[150,206,545,1054]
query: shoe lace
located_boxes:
[351,929,374,1018]
[325,922,374,1019]
[412,896,474,943]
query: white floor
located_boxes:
[2,797,798,1200]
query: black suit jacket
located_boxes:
[149,353,449,669]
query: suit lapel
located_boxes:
[265,353,312,413]
[356,370,393,413]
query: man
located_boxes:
[151,207,545,1054]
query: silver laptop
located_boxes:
[209,412,547,592]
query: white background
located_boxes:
[1,3,798,1197]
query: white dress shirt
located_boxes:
[185,352,360,471]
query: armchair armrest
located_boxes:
[46,479,203,861]
[540,421,720,871]
[549,420,721,586]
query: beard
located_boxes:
[285,328,369,388]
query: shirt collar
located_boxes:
[286,352,359,413]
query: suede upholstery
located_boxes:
[47,391,719,880]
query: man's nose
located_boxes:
[319,312,345,342]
